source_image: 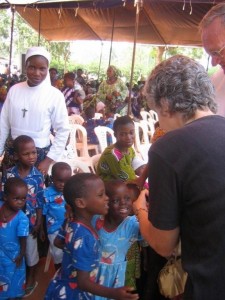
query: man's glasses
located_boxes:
[209,44,225,58]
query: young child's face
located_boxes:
[4,185,27,212]
[84,178,109,216]
[52,168,72,193]
[64,77,74,88]
[114,123,135,149]
[108,184,132,222]
[15,141,37,167]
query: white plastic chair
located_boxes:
[149,110,159,122]
[140,119,155,140]
[68,114,84,125]
[134,121,151,163]
[65,124,98,172]
[94,126,116,153]
[140,111,154,123]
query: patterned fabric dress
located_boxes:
[43,185,66,235]
[2,165,44,233]
[45,221,100,300]
[96,145,136,182]
[0,201,29,299]
[92,215,141,300]
[97,78,128,115]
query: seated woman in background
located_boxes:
[61,72,85,116]
[97,66,128,116]
[49,67,63,90]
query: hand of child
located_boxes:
[113,286,139,300]
[65,204,74,221]
[14,253,24,267]
[39,227,46,242]
[31,223,41,238]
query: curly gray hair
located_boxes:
[199,3,225,31]
[144,55,217,121]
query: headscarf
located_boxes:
[25,46,51,85]
[25,46,51,63]
[108,65,120,78]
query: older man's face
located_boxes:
[202,17,225,73]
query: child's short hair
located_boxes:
[52,162,72,178]
[13,135,35,153]
[113,116,134,133]
[104,179,125,198]
[85,106,95,119]
[64,72,75,81]
[63,173,100,208]
[4,177,28,195]
[49,67,58,73]
[126,183,140,201]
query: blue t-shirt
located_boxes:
[2,165,44,232]
[43,185,66,234]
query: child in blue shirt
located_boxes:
[0,177,29,299]
[2,135,44,297]
[43,162,72,270]
[84,106,108,144]
[92,180,142,300]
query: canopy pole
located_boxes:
[128,0,143,116]
[108,8,115,66]
[38,8,42,46]
[8,5,15,89]
[97,42,104,81]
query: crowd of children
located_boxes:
[0,113,170,300]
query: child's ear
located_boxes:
[3,194,7,202]
[14,152,19,161]
[74,198,87,208]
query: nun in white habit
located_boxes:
[0,46,70,174]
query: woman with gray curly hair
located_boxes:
[133,55,225,299]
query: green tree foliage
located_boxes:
[0,9,11,58]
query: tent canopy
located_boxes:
[1,0,224,46]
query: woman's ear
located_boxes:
[74,198,87,209]
[160,98,170,116]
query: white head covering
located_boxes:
[25,46,51,63]
[25,46,51,85]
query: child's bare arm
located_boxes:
[77,270,139,300]
[14,236,27,267]
[32,208,42,237]
[54,236,65,249]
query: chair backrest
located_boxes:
[68,124,89,158]
[68,115,84,125]
[94,126,116,153]
[149,110,159,122]
[140,111,153,122]
[140,119,155,139]
[134,121,151,163]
